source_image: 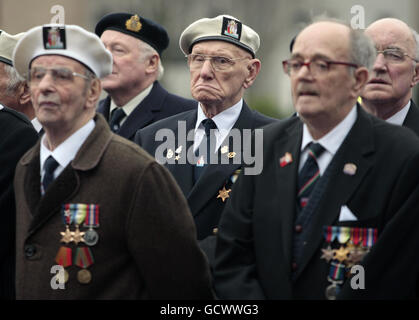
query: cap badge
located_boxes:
[43,26,66,50]
[126,14,142,32]
[222,17,242,40]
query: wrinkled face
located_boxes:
[290,22,357,121]
[29,55,91,130]
[189,40,251,109]
[100,30,147,94]
[362,19,418,107]
[0,63,18,108]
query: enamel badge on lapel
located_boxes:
[217,186,231,202]
[221,145,228,154]
[175,146,182,161]
[279,152,293,167]
[343,163,357,175]
[166,149,174,159]
[228,152,236,159]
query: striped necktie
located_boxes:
[297,142,325,210]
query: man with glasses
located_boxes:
[12,24,213,299]
[95,13,196,141]
[360,18,419,135]
[213,19,419,299]
[135,15,275,266]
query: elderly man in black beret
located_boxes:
[95,13,196,141]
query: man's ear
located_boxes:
[352,67,369,95]
[411,63,419,87]
[18,82,31,105]
[243,59,261,89]
[85,78,102,109]
[145,54,159,75]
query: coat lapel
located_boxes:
[274,118,303,271]
[165,110,197,196]
[23,114,113,239]
[402,100,419,136]
[187,102,255,215]
[118,82,167,139]
[294,106,375,279]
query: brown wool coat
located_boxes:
[14,113,214,299]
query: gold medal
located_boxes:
[217,186,231,202]
[77,269,92,284]
[72,225,85,245]
[60,225,74,244]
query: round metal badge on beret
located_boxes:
[77,269,92,284]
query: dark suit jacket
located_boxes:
[0,105,38,299]
[135,102,277,263]
[97,81,196,141]
[14,114,213,299]
[403,100,419,136]
[214,105,419,299]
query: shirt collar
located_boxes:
[195,99,243,132]
[301,104,357,156]
[386,100,411,126]
[110,83,154,117]
[40,119,95,173]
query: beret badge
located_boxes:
[125,14,142,32]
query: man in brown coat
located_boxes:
[12,24,213,299]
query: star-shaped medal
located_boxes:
[60,225,74,244]
[347,247,367,266]
[321,247,334,262]
[333,246,350,263]
[217,186,231,202]
[72,225,86,245]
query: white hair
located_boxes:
[3,63,25,96]
[138,41,164,80]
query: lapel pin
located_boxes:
[343,163,357,175]
[166,149,173,159]
[175,145,183,154]
[279,152,293,167]
[221,145,229,154]
[228,152,236,159]
[175,155,181,161]
[217,186,231,202]
[196,155,205,167]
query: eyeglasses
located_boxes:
[28,67,89,85]
[376,48,418,64]
[282,58,359,76]
[186,53,249,71]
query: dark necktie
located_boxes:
[194,118,217,183]
[42,155,59,193]
[109,108,126,132]
[297,142,325,211]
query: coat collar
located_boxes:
[21,113,113,238]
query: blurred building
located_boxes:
[1,0,418,118]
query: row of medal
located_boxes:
[320,225,377,300]
[55,204,99,285]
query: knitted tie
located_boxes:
[194,118,217,183]
[109,108,126,132]
[297,142,325,210]
[42,155,59,193]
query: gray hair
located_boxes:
[410,27,419,60]
[4,63,25,96]
[138,41,164,80]
[349,28,376,72]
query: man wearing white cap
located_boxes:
[0,29,38,300]
[135,15,276,265]
[12,24,213,299]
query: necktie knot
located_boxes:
[109,108,126,132]
[201,118,217,136]
[308,142,325,160]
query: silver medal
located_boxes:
[83,228,99,246]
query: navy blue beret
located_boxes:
[95,13,169,55]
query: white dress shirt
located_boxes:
[193,99,243,153]
[40,119,95,187]
[385,101,411,126]
[299,105,357,175]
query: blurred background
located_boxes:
[1,0,418,119]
